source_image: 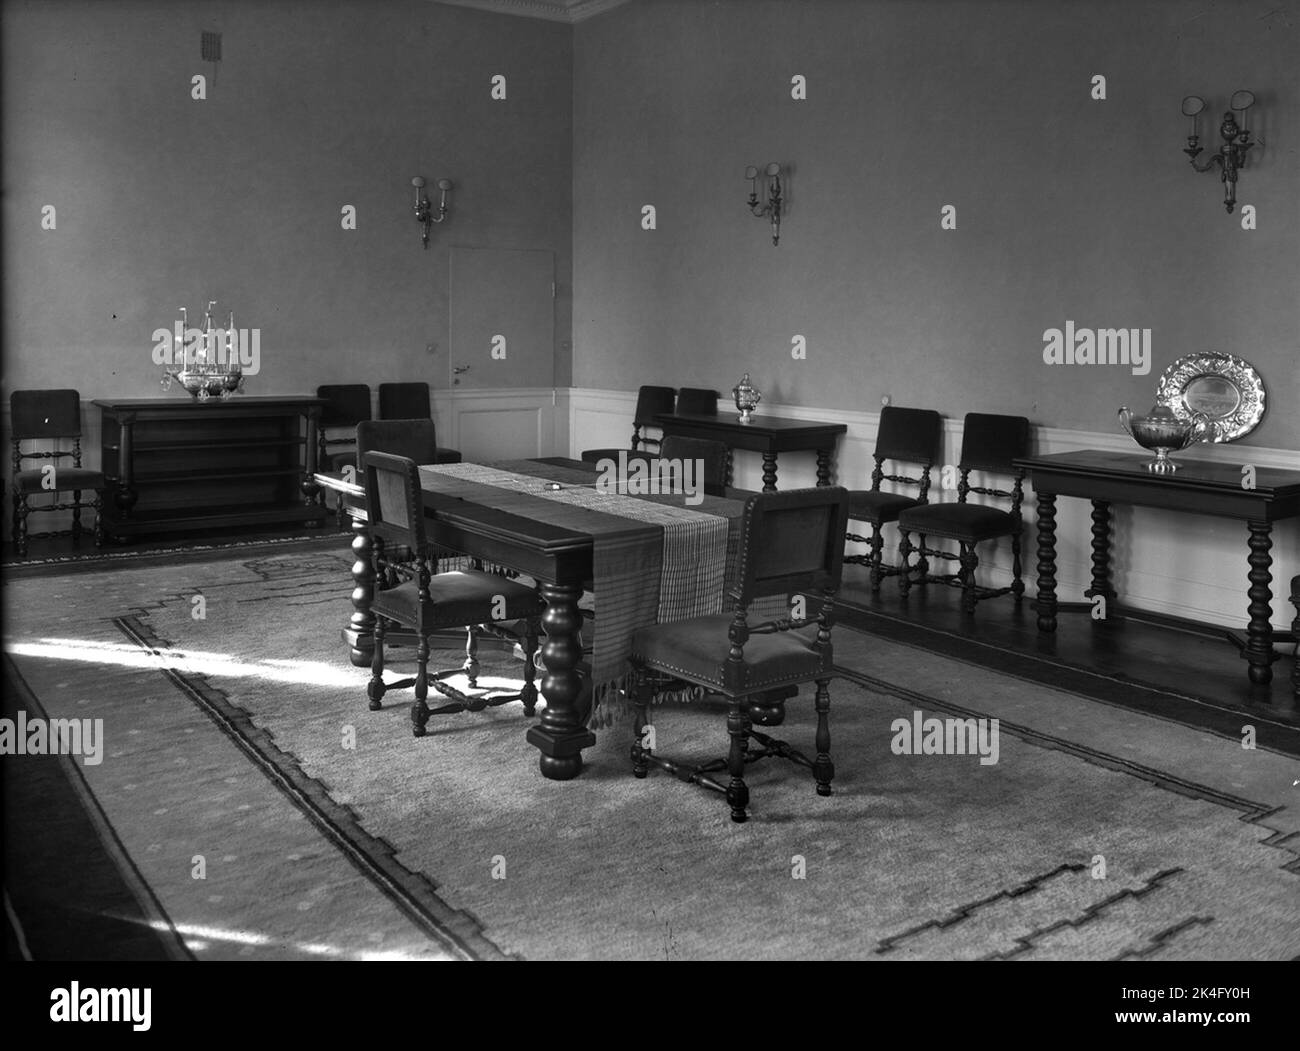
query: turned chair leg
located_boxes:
[726,700,751,823]
[898,531,914,597]
[368,614,388,710]
[869,523,885,592]
[15,494,29,558]
[93,491,104,548]
[71,488,83,543]
[463,624,480,687]
[411,633,431,737]
[1011,530,1024,599]
[630,665,652,778]
[959,543,979,614]
[813,678,834,796]
[520,630,539,717]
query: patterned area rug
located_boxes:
[4,550,1298,960]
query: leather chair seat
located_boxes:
[434,447,463,465]
[631,616,831,695]
[372,570,544,630]
[898,502,1019,542]
[580,448,622,465]
[846,490,921,524]
[14,467,105,494]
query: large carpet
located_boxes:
[4,548,1298,960]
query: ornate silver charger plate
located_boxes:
[1155,352,1265,443]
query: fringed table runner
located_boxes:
[419,461,738,725]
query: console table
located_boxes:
[1016,450,1300,689]
[94,397,326,540]
[654,412,847,491]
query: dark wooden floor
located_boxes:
[836,562,1300,747]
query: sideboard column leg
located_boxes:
[1035,491,1058,633]
[1245,520,1275,686]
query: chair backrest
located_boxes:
[871,405,943,500]
[733,487,849,607]
[956,413,1030,513]
[362,450,427,556]
[958,413,1030,475]
[357,419,439,467]
[674,387,719,416]
[660,435,727,496]
[317,384,372,428]
[10,389,82,440]
[378,382,431,421]
[10,389,84,470]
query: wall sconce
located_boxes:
[411,175,452,248]
[745,163,783,245]
[1181,91,1256,213]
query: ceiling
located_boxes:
[430,0,634,23]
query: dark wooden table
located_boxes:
[315,460,752,780]
[95,396,326,539]
[1016,450,1300,688]
[654,412,847,491]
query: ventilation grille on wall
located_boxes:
[201,30,222,62]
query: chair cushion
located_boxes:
[846,490,920,524]
[433,447,463,465]
[14,468,105,494]
[372,570,545,631]
[897,502,1019,542]
[631,615,831,695]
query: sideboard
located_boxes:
[93,397,326,540]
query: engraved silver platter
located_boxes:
[1154,352,1265,443]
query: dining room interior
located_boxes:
[2,0,1298,964]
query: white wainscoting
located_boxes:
[569,387,1300,632]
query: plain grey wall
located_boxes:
[2,0,575,397]
[573,0,1299,450]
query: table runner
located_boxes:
[420,462,735,725]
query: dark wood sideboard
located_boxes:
[94,397,326,540]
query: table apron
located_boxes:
[1029,475,1291,523]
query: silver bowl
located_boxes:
[1117,405,1209,473]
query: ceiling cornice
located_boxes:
[429,0,634,24]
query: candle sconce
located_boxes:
[411,175,453,248]
[745,163,784,245]
[1181,91,1258,213]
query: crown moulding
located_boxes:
[429,0,633,23]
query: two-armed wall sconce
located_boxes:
[411,175,453,248]
[1181,91,1257,213]
[745,163,784,245]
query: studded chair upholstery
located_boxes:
[9,389,105,557]
[628,486,850,823]
[376,383,461,464]
[897,413,1030,614]
[844,406,943,591]
[674,387,719,416]
[581,385,676,464]
[362,451,547,735]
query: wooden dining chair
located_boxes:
[844,406,943,591]
[581,385,676,464]
[9,389,105,558]
[897,413,1030,614]
[628,486,850,823]
[362,451,547,735]
[1290,574,1299,698]
[375,383,462,464]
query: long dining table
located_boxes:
[315,457,767,780]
